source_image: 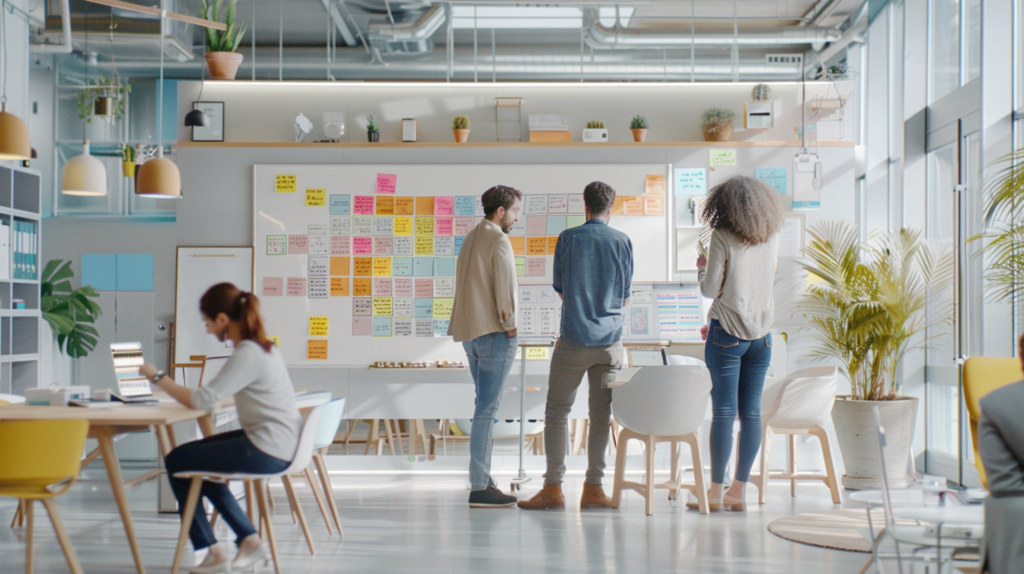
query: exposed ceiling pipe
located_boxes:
[800,0,844,27]
[367,3,445,42]
[802,16,867,74]
[30,0,72,53]
[321,0,357,46]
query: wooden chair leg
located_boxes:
[789,434,798,497]
[11,498,23,528]
[364,420,379,455]
[304,464,333,535]
[266,479,276,509]
[24,499,33,574]
[811,425,842,504]
[40,499,84,574]
[314,452,343,538]
[385,420,399,455]
[282,475,316,555]
[758,426,773,505]
[245,481,255,524]
[255,479,281,574]
[668,441,680,500]
[644,435,656,516]
[171,477,203,574]
[685,434,709,515]
[611,429,630,508]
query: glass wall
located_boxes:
[930,0,961,101]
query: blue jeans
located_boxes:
[463,331,518,491]
[704,319,772,484]
[165,430,290,550]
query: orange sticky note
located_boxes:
[330,277,350,296]
[394,196,415,215]
[547,236,558,255]
[307,340,328,360]
[353,277,372,296]
[415,196,435,215]
[622,196,645,215]
[354,257,373,276]
[509,236,525,256]
[645,174,666,196]
[611,196,625,215]
[644,195,664,216]
[375,195,395,215]
[330,256,350,276]
[527,237,547,256]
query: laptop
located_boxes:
[110,342,159,403]
[628,347,667,367]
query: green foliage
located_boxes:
[366,114,380,132]
[75,77,130,124]
[41,260,102,359]
[629,115,648,130]
[970,148,1024,303]
[121,144,135,163]
[799,222,953,401]
[201,0,248,52]
[452,116,470,130]
[586,120,605,129]
[700,107,735,129]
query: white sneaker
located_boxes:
[231,544,270,572]
[187,558,231,574]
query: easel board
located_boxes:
[174,246,254,364]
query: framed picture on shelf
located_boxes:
[190,102,224,142]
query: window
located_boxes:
[930,0,961,102]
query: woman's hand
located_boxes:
[696,255,707,268]
[140,363,158,379]
[700,325,709,341]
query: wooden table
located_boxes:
[0,399,212,574]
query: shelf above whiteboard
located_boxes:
[178,141,855,149]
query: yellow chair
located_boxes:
[963,357,1022,489]
[0,419,89,574]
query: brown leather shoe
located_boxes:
[579,483,614,509]
[517,485,565,510]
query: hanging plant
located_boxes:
[75,77,130,124]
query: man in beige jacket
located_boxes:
[448,185,522,507]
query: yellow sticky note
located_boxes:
[309,316,329,336]
[375,196,395,215]
[415,236,434,255]
[527,237,547,256]
[432,297,454,319]
[415,217,435,236]
[305,188,326,206]
[526,347,550,360]
[509,236,525,256]
[372,297,393,316]
[394,217,413,236]
[710,149,737,166]
[269,335,280,347]
[276,175,297,192]
[330,277,350,296]
[373,257,392,277]
[307,340,328,360]
[394,196,415,215]
[354,257,373,276]
[353,277,372,296]
[547,236,558,255]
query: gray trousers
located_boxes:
[543,337,623,486]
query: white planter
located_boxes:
[831,396,918,490]
[582,129,609,143]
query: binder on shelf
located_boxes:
[0,223,9,280]
[11,221,36,280]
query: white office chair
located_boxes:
[750,366,842,504]
[611,365,712,515]
[666,355,706,366]
[170,405,323,574]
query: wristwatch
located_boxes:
[149,371,165,384]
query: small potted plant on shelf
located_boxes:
[700,107,734,141]
[75,77,130,124]
[630,115,649,142]
[583,120,608,143]
[200,0,248,80]
[367,114,380,142]
[121,144,135,177]
[452,116,470,143]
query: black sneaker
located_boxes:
[469,485,518,508]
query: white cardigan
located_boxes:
[697,228,779,341]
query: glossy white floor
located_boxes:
[0,461,873,574]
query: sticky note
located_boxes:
[454,236,465,256]
[433,236,454,256]
[416,319,433,337]
[376,173,397,194]
[525,195,547,215]
[568,194,585,214]
[268,336,280,348]
[354,257,373,276]
[474,196,485,217]
[354,195,375,215]
[509,236,525,256]
[353,297,373,316]
[393,236,414,257]
[287,277,307,297]
[393,298,413,318]
[510,217,526,236]
[547,236,558,255]
[267,235,287,255]
[515,257,526,276]
[373,317,392,338]
[308,278,328,299]
[434,196,454,216]
[394,217,413,236]
[330,277,350,296]
[306,188,326,206]
[394,319,413,337]
[644,196,664,216]
[566,215,586,229]
[393,257,412,276]
[330,236,351,255]
[353,216,374,236]
[373,237,393,255]
[330,194,351,214]
[331,216,351,236]
[526,216,547,236]
[433,277,454,298]
[413,257,434,276]
[353,278,372,297]
[276,175,296,192]
[373,297,393,316]
[309,316,329,336]
[307,340,328,360]
[433,320,450,337]
[435,217,453,236]
[394,196,415,215]
[432,298,454,319]
[526,257,546,276]
[288,235,309,254]
[415,236,434,256]
[548,195,568,214]
[454,217,474,236]
[710,149,737,166]
[353,237,373,255]
[755,167,788,195]
[546,216,567,235]
[414,298,434,318]
[674,168,707,196]
[526,237,547,256]
[434,257,455,277]
[309,224,327,235]
[263,277,283,296]
[415,217,435,236]
[375,196,395,215]
[373,277,392,297]
[454,196,476,216]
[526,347,550,360]
[308,257,329,278]
[416,196,435,215]
[645,175,666,196]
[622,197,645,216]
[309,234,329,255]
[394,278,414,298]
[612,197,624,215]
[353,316,372,336]
[373,257,392,276]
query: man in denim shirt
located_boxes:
[519,181,633,510]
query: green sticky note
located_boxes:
[709,149,737,166]
[566,215,586,229]
[515,257,526,276]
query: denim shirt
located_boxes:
[552,219,633,347]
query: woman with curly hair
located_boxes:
[689,175,784,512]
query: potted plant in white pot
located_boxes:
[200,0,248,80]
[800,222,952,489]
[583,120,608,143]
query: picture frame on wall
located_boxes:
[191,101,225,142]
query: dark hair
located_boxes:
[481,185,523,217]
[584,181,616,215]
[700,175,784,245]
[200,282,274,353]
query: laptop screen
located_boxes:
[629,348,667,367]
[111,343,152,397]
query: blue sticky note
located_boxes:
[454,196,476,217]
[372,317,392,338]
[413,257,434,276]
[393,257,413,276]
[81,254,117,291]
[754,167,788,195]
[414,298,434,318]
[433,257,455,277]
[454,236,465,256]
[433,319,450,337]
[116,254,154,291]
[674,168,707,196]
[330,194,351,215]
[546,216,567,236]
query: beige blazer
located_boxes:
[447,218,518,343]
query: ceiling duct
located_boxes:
[367,3,445,55]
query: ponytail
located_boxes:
[200,282,274,353]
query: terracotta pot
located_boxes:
[631,128,648,142]
[205,51,244,80]
[701,119,733,142]
[367,131,380,142]
[453,129,470,143]
[831,396,919,490]
[122,162,135,178]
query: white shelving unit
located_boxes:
[0,164,41,395]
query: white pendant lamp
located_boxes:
[136,4,182,199]
[61,140,108,196]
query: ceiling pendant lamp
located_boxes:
[0,3,30,160]
[137,4,182,199]
[184,39,209,127]
[61,140,108,196]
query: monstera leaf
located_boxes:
[41,259,102,359]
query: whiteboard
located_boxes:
[174,247,254,363]
[253,164,668,366]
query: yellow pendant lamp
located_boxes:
[0,101,31,160]
[61,140,108,196]
[136,3,181,199]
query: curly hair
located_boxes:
[700,175,784,245]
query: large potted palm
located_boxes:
[800,222,952,489]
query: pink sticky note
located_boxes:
[526,257,545,277]
[287,277,307,297]
[373,278,393,297]
[354,195,375,215]
[353,237,373,255]
[434,196,454,216]
[373,237,394,255]
[526,216,547,236]
[330,235,351,256]
[454,217,474,236]
[263,277,283,297]
[394,278,413,298]
[435,217,453,237]
[353,316,373,336]
[375,173,397,194]
[415,278,433,298]
[288,235,309,254]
